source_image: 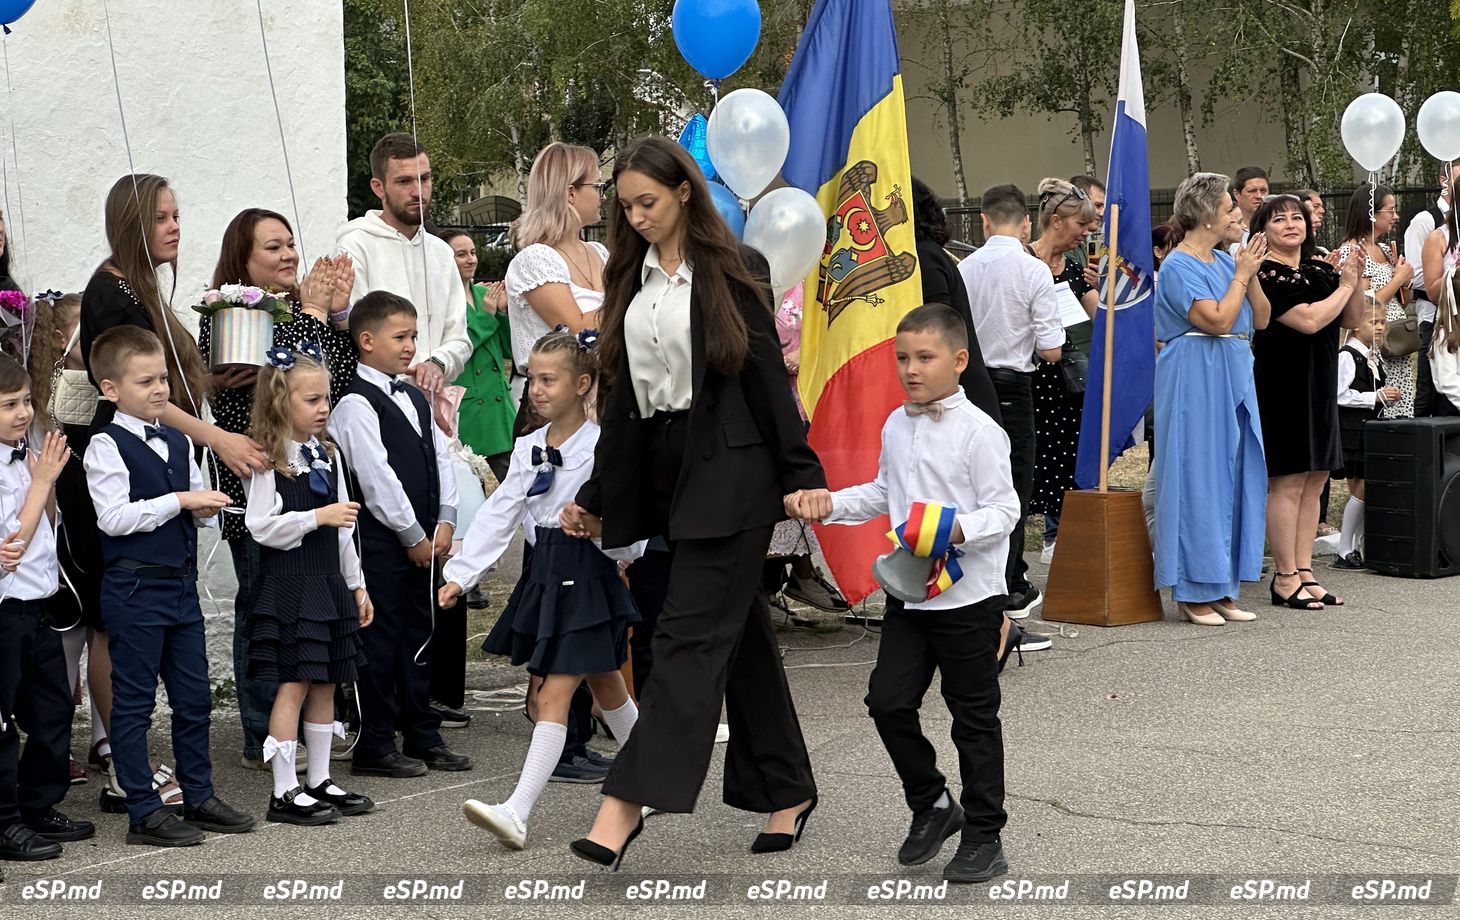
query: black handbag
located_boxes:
[1056,341,1088,395]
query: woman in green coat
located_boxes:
[443,229,515,481]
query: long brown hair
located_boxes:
[249,355,335,476]
[27,293,82,431]
[212,208,301,300]
[598,137,763,379]
[100,174,210,415]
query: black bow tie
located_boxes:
[144,424,166,441]
[8,444,25,464]
[299,443,333,498]
[527,445,563,497]
[390,379,410,394]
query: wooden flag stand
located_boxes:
[1043,204,1165,626]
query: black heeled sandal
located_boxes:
[569,817,644,871]
[1269,572,1323,610]
[1296,568,1343,606]
[997,626,1025,673]
[750,796,818,854]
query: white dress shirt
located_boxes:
[1337,339,1381,410]
[327,363,459,547]
[0,441,59,601]
[624,246,695,416]
[244,437,365,591]
[1406,197,1449,325]
[957,234,1065,371]
[824,387,1019,610]
[84,411,213,537]
[442,420,645,590]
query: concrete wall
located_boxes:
[0,0,347,322]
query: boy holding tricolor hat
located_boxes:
[787,303,1020,883]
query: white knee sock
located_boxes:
[504,721,567,821]
[1337,496,1364,557]
[265,737,315,803]
[598,697,639,745]
[303,721,343,793]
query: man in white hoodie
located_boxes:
[337,133,471,392]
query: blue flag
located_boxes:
[1075,0,1156,489]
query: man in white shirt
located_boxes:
[337,133,471,394]
[1404,164,1460,416]
[957,184,1063,620]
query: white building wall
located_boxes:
[0,0,346,321]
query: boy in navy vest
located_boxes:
[0,358,93,861]
[83,327,255,846]
[329,291,471,777]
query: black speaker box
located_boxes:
[1364,417,1460,578]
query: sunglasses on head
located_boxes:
[1040,185,1087,214]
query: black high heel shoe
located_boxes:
[997,626,1024,673]
[1296,568,1343,606]
[569,818,644,871]
[1269,572,1323,610]
[750,796,818,853]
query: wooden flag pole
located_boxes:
[1097,203,1120,492]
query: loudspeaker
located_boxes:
[1364,418,1460,578]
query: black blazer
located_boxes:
[578,247,827,548]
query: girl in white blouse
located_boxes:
[244,345,376,827]
[441,332,644,851]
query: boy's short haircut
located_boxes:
[349,290,418,342]
[896,303,969,353]
[90,326,164,386]
[0,355,30,396]
[980,184,1028,226]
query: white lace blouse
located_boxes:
[504,242,608,374]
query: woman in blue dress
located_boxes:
[1152,173,1271,626]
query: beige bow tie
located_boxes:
[903,400,944,421]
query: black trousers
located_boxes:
[603,413,816,813]
[626,543,673,699]
[355,542,443,760]
[0,599,73,828]
[429,602,467,710]
[865,595,1007,843]
[988,369,1035,598]
[1417,320,1437,418]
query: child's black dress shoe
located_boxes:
[306,779,374,816]
[182,796,256,834]
[267,788,340,826]
[126,809,203,848]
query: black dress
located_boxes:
[482,526,640,677]
[246,465,366,684]
[1253,258,1343,477]
[199,304,357,541]
[1030,257,1091,517]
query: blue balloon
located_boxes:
[677,114,717,182]
[0,0,36,29]
[672,0,761,81]
[708,182,745,240]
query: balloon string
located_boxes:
[2,32,31,307]
[252,0,308,264]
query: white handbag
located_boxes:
[49,328,100,427]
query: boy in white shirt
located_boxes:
[789,303,1020,883]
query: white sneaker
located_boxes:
[1040,541,1056,564]
[715,723,730,744]
[463,800,527,850]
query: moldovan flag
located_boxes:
[779,0,922,604]
[1075,0,1156,488]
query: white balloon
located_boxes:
[1417,91,1460,162]
[744,187,825,298]
[1340,93,1406,172]
[707,88,790,201]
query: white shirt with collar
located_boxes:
[1337,338,1383,410]
[824,387,1020,610]
[625,245,695,416]
[442,420,645,590]
[244,436,365,591]
[957,234,1065,372]
[0,439,58,601]
[1407,197,1450,325]
[327,363,459,547]
[84,411,212,537]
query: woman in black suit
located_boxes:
[561,137,830,867]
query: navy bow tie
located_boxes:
[299,444,333,498]
[144,424,166,441]
[390,379,410,395]
[8,443,25,464]
[527,445,563,497]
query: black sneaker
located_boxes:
[582,748,615,769]
[266,788,340,827]
[126,809,204,848]
[784,569,850,612]
[1331,551,1365,570]
[549,754,609,784]
[1016,626,1053,651]
[181,796,256,834]
[23,809,94,842]
[1006,587,1043,621]
[0,823,62,860]
[897,799,964,866]
[943,837,1009,883]
[430,700,472,729]
[306,779,375,816]
[352,751,428,778]
[405,744,473,771]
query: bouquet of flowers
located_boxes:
[0,289,29,325]
[190,284,293,323]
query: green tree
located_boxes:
[344,0,409,217]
